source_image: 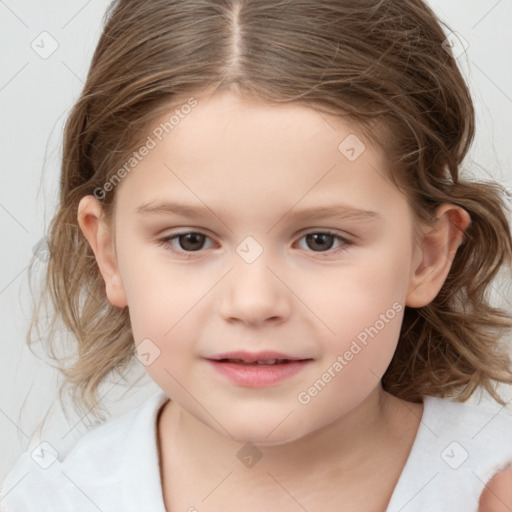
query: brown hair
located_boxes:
[27,0,512,428]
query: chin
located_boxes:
[218,417,310,447]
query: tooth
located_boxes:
[257,359,278,364]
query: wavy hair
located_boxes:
[27,0,512,429]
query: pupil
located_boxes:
[306,233,334,251]
[179,233,205,251]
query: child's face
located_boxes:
[90,90,429,443]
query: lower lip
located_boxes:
[206,359,312,387]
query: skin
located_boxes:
[77,89,509,511]
[479,464,512,512]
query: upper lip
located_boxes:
[207,351,311,363]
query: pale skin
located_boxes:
[77,89,509,511]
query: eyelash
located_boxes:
[156,230,354,258]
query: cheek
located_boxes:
[116,244,214,381]
[301,242,412,331]
[293,243,411,387]
[116,239,199,335]
[120,257,205,395]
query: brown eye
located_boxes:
[157,231,214,255]
[175,233,206,251]
[296,231,353,256]
[305,233,336,252]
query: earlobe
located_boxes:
[405,203,471,308]
[77,195,128,308]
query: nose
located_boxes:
[218,255,292,327]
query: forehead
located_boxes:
[150,91,367,169]
[113,90,405,222]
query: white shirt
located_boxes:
[1,391,169,512]
[1,390,512,511]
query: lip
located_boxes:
[205,351,313,387]
[208,350,308,363]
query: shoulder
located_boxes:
[425,396,512,511]
[0,391,169,512]
[479,464,512,512]
[424,395,512,438]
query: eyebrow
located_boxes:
[135,200,382,223]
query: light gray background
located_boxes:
[1,0,512,482]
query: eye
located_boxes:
[295,231,353,255]
[157,230,353,257]
[157,232,215,256]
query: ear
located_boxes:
[406,203,471,308]
[77,195,128,308]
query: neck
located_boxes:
[157,385,423,509]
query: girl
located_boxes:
[1,0,512,510]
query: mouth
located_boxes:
[206,351,313,387]
[213,358,308,366]
[208,350,311,363]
